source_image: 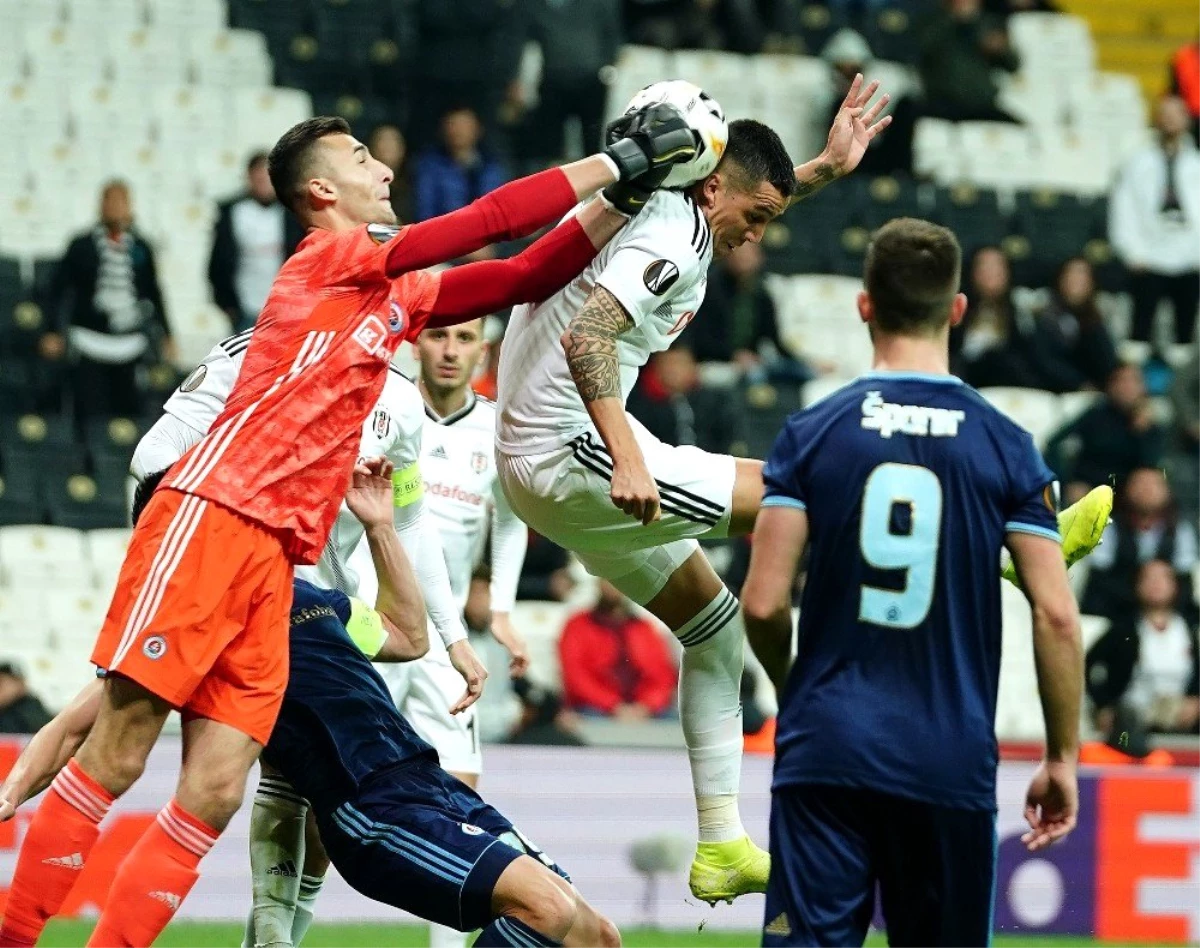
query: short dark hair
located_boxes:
[720,119,797,201]
[864,218,962,336]
[246,150,269,173]
[267,116,352,214]
[131,468,170,527]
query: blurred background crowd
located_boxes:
[0,0,1196,760]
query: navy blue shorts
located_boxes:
[763,783,997,947]
[319,758,565,932]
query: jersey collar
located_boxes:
[424,389,477,426]
[862,370,964,385]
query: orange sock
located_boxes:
[0,760,114,947]
[85,799,218,948]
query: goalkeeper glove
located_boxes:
[603,104,697,182]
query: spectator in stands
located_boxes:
[627,346,739,454]
[517,531,576,602]
[1168,38,1199,145]
[917,0,1020,123]
[1109,95,1200,348]
[41,180,172,421]
[415,105,508,259]
[559,580,678,721]
[622,0,764,52]
[517,0,621,163]
[1168,350,1199,522]
[952,246,1040,388]
[208,153,304,333]
[367,124,414,225]
[1086,559,1199,736]
[687,241,817,386]
[507,677,587,746]
[0,663,52,735]
[820,29,915,175]
[1026,257,1119,393]
[1044,364,1166,500]
[1081,467,1198,621]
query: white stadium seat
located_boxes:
[22,24,112,86]
[189,29,272,90]
[147,0,228,38]
[0,526,90,585]
[231,87,313,156]
[68,82,155,151]
[64,0,147,33]
[1008,13,1095,80]
[753,54,829,162]
[510,600,571,692]
[672,50,757,119]
[87,528,133,589]
[604,45,674,124]
[978,387,1063,446]
[956,122,1036,190]
[108,28,193,88]
[0,0,66,33]
[912,118,960,183]
[1031,126,1112,196]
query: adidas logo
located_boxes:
[267,860,299,877]
[149,890,182,912]
[430,445,449,460]
[765,913,792,938]
[42,852,85,870]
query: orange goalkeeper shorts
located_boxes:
[91,487,294,745]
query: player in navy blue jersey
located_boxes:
[740,218,1089,948]
[0,460,618,948]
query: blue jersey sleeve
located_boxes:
[321,587,354,626]
[762,417,808,511]
[1004,429,1060,542]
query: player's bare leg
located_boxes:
[482,856,619,947]
[727,459,765,536]
[637,550,769,904]
[0,677,169,946]
[86,714,262,946]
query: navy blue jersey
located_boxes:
[263,580,437,815]
[763,372,1059,811]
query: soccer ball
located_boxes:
[623,80,729,188]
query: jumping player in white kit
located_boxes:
[495,78,895,903]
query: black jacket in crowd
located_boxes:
[1085,614,1199,712]
[208,194,305,326]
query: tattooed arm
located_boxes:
[788,73,892,208]
[561,285,661,525]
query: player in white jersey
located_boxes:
[497,79,894,904]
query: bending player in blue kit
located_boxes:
[740,218,1096,947]
[0,460,618,948]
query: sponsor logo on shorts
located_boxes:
[179,364,207,393]
[765,913,792,937]
[470,451,488,474]
[643,259,680,296]
[143,636,167,660]
[461,823,484,836]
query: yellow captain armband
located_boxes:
[347,597,388,658]
[392,462,424,508]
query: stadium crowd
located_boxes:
[0,0,1197,754]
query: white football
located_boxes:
[624,79,729,187]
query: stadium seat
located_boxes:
[228,0,315,57]
[794,4,844,59]
[63,0,147,32]
[189,29,272,89]
[277,35,367,97]
[854,174,921,230]
[604,45,675,125]
[108,28,193,89]
[863,7,918,65]
[1011,190,1104,287]
[0,299,48,362]
[0,460,43,526]
[978,387,1062,445]
[145,0,229,38]
[231,86,314,155]
[955,122,1035,191]
[1030,127,1112,196]
[67,82,155,155]
[672,50,756,119]
[753,54,828,161]
[0,524,88,583]
[0,0,66,33]
[1007,12,1095,81]
[45,475,129,531]
[21,24,111,87]
[912,118,959,183]
[932,185,1008,259]
[510,600,570,691]
[313,0,388,65]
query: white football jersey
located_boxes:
[162,328,251,435]
[496,189,713,455]
[421,392,508,609]
[300,366,425,598]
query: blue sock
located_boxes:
[473,916,561,947]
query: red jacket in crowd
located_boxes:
[559,608,678,716]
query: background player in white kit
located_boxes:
[495,79,894,903]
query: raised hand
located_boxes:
[823,74,892,177]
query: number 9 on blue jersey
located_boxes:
[858,463,943,629]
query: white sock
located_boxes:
[674,586,746,844]
[291,874,325,946]
[429,922,468,948]
[247,776,308,947]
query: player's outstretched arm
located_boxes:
[1007,531,1083,852]
[385,104,697,276]
[427,198,627,329]
[788,74,892,207]
[561,285,661,525]
[741,506,808,695]
[0,679,103,821]
[345,457,428,660]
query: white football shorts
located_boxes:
[376,634,481,777]
[496,414,736,604]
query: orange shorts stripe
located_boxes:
[92,488,294,745]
